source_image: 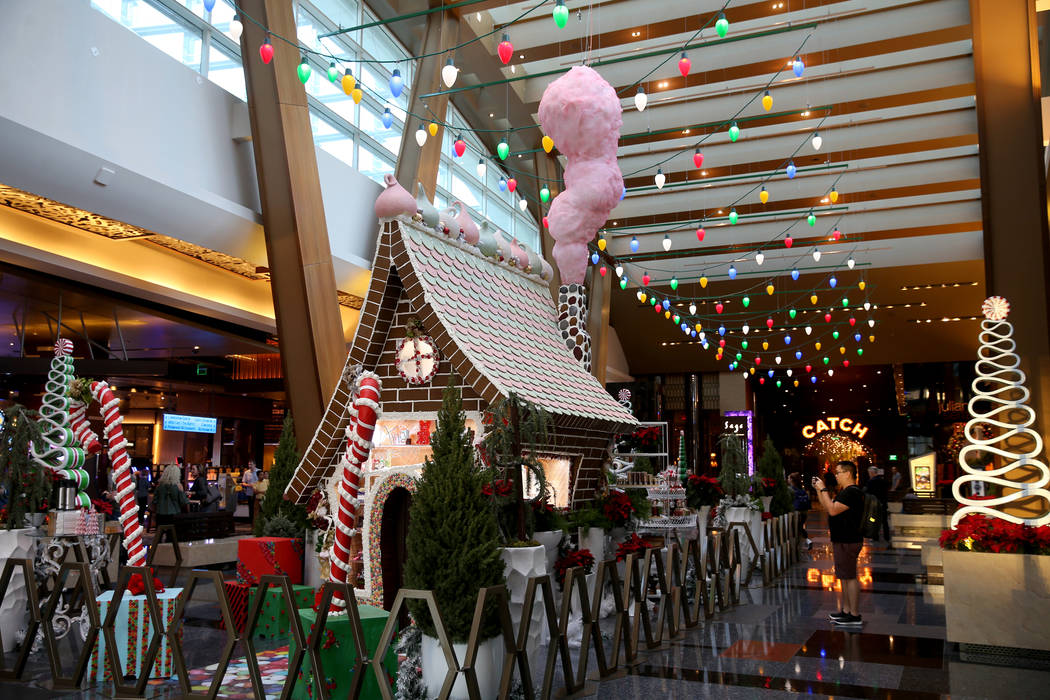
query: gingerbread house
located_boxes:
[286,214,635,605]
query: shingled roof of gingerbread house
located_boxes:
[393,216,635,430]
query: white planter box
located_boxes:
[421,633,502,700]
[578,527,605,563]
[500,544,545,657]
[943,549,1050,652]
[0,528,33,652]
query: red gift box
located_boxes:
[219,579,253,634]
[236,537,304,585]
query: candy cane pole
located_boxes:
[69,398,102,456]
[329,372,381,611]
[92,381,146,566]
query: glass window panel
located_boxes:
[450,172,484,211]
[92,1,202,70]
[208,1,238,37]
[489,201,515,235]
[359,103,402,157]
[437,159,451,192]
[309,0,361,40]
[206,42,245,100]
[358,144,396,185]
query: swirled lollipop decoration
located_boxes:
[30,339,91,508]
[951,297,1050,527]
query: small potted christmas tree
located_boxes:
[755,437,793,516]
[404,379,506,699]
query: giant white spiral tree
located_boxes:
[951,296,1050,527]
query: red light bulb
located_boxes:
[259,39,274,64]
[784,236,793,248]
[507,178,517,193]
[696,227,705,242]
[693,150,704,169]
[497,34,514,65]
[678,52,691,77]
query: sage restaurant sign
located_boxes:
[801,417,869,440]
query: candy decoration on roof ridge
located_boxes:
[375,174,416,219]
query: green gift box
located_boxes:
[248,584,315,640]
[290,604,398,700]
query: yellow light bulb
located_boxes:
[597,237,606,251]
[794,380,799,387]
[542,135,554,153]
[341,74,356,95]
[810,294,818,305]
[762,93,773,111]
[840,346,846,354]
[749,367,755,375]
[766,284,775,295]
[428,122,439,137]
[700,276,708,288]
[351,88,363,104]
[640,293,647,303]
[858,281,866,291]
[695,323,702,332]
[829,189,839,203]
[664,310,671,319]
[760,188,769,204]
[869,335,875,342]
[762,341,769,350]
[815,342,822,351]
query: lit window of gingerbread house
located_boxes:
[285,214,636,607]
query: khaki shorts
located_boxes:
[833,542,863,580]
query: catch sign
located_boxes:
[801,416,869,440]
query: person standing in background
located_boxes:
[890,466,904,497]
[788,472,812,549]
[154,464,188,527]
[134,465,151,525]
[866,466,891,545]
[242,460,259,522]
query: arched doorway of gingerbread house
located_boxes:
[381,487,412,616]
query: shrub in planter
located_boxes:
[532,499,568,533]
[254,414,309,536]
[685,474,723,509]
[404,380,505,642]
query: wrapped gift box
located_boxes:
[236,537,304,585]
[89,588,183,682]
[248,583,314,640]
[289,604,397,700]
[218,579,253,634]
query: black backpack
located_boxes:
[859,491,881,539]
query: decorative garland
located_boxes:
[329,371,382,612]
[30,339,90,508]
[952,300,1050,527]
[395,318,440,386]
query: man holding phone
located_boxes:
[813,460,864,626]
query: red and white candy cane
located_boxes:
[330,371,382,611]
[69,398,102,456]
[92,381,146,566]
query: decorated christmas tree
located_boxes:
[30,339,90,508]
[951,296,1050,527]
[676,431,689,483]
[404,379,505,642]
[756,437,793,516]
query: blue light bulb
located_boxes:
[793,56,805,78]
[630,236,640,252]
[728,265,737,280]
[829,276,837,288]
[786,160,797,179]
[795,350,803,360]
[389,69,404,98]
[620,185,627,201]
[662,299,670,310]
[855,333,862,342]
[591,252,599,264]
[791,268,799,281]
[382,108,393,129]
[768,370,774,378]
[499,177,507,191]
[718,325,726,336]
[691,330,697,337]
[784,335,791,344]
[203,0,216,11]
[811,376,817,384]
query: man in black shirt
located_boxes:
[865,466,891,544]
[813,460,864,626]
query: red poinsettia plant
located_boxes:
[481,479,513,498]
[940,514,1050,555]
[128,572,165,595]
[91,498,113,517]
[685,474,724,509]
[615,533,648,562]
[553,548,595,587]
[598,490,635,527]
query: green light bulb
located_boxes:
[553,0,569,28]
[741,341,748,350]
[728,121,740,142]
[619,278,627,290]
[670,277,679,290]
[297,58,312,84]
[823,357,830,365]
[857,348,864,356]
[789,309,797,319]
[729,208,738,224]
[650,297,657,306]
[540,184,550,202]
[833,331,839,340]
[842,298,849,307]
[497,139,510,160]
[742,296,750,307]
[673,314,680,324]
[807,212,816,226]
[327,62,339,83]
[715,12,729,39]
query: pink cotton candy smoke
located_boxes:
[538,66,623,284]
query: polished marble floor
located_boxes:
[3,513,1050,698]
